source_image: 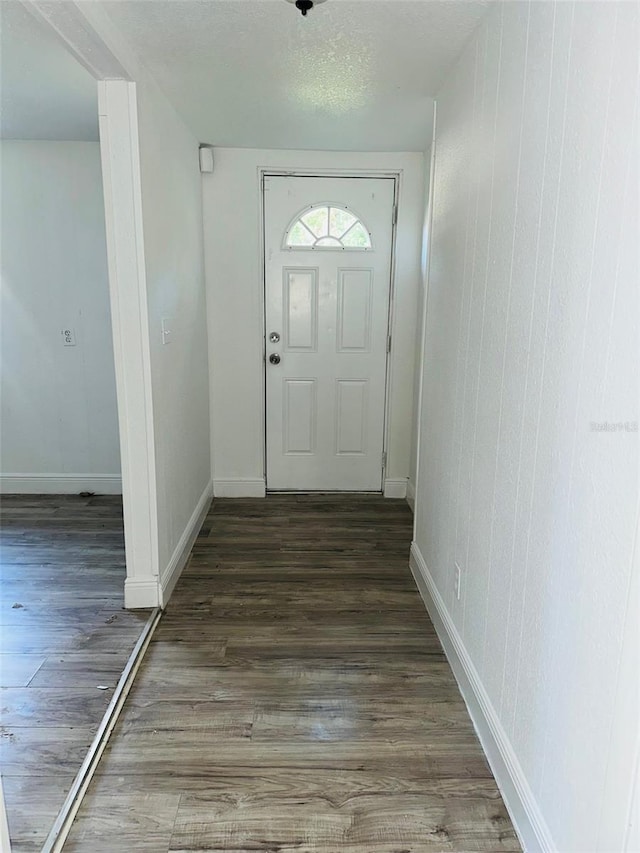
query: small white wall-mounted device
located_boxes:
[199,145,214,174]
[61,328,76,346]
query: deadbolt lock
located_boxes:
[269,332,281,343]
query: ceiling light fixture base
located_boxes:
[285,0,328,17]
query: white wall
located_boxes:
[203,148,424,497]
[0,140,120,492]
[98,77,212,607]
[135,77,212,599]
[413,2,638,850]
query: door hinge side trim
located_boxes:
[382,451,387,470]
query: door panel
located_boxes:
[264,175,394,491]
[336,380,368,455]
[283,379,316,455]
[284,269,318,351]
[337,269,373,352]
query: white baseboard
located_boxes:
[0,774,10,853]
[406,479,416,512]
[0,474,122,495]
[213,478,266,498]
[383,477,408,499]
[159,479,213,608]
[409,542,554,853]
[124,578,159,609]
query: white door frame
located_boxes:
[259,168,400,492]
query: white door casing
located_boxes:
[264,175,395,491]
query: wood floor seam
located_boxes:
[23,658,46,688]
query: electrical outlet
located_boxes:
[61,328,76,346]
[161,318,172,345]
[454,562,462,600]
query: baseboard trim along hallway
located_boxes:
[213,478,266,498]
[409,541,555,853]
[383,477,408,499]
[0,474,123,494]
[160,479,213,607]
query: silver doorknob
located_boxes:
[269,332,281,343]
[269,353,281,365]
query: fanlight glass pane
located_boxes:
[342,221,371,248]
[286,204,372,250]
[301,207,329,238]
[330,207,357,238]
[287,221,315,246]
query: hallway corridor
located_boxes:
[64,495,519,851]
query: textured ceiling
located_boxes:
[102,0,490,151]
[0,1,99,141]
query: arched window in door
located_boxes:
[284,204,373,250]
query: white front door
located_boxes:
[264,175,395,491]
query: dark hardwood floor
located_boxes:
[64,494,519,852]
[0,494,150,852]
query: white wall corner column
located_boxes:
[98,80,160,608]
[26,1,213,610]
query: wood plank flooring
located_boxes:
[64,495,519,852]
[0,494,150,852]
